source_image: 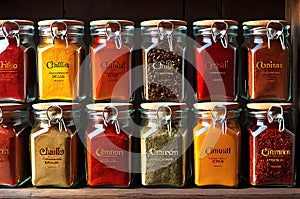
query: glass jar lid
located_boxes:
[90,20,134,27]
[38,19,84,37]
[141,19,187,27]
[246,103,293,110]
[0,103,28,111]
[140,102,186,111]
[86,103,133,111]
[32,102,80,111]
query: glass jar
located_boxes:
[85,103,134,187]
[193,20,238,101]
[246,103,295,187]
[0,20,36,102]
[193,102,241,187]
[90,20,134,101]
[30,102,83,187]
[140,102,188,187]
[0,103,31,187]
[141,20,187,101]
[242,20,291,101]
[37,20,86,101]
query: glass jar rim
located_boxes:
[193,19,238,27]
[246,103,293,111]
[140,102,187,111]
[141,19,187,27]
[38,19,84,26]
[90,19,134,27]
[193,102,239,111]
[0,19,34,26]
[242,20,289,27]
[0,103,29,111]
[86,103,133,111]
[32,102,81,111]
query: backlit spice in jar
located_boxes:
[0,20,36,102]
[30,102,82,187]
[86,103,134,187]
[242,20,291,101]
[140,102,188,187]
[0,104,31,187]
[141,20,187,101]
[37,20,86,101]
[193,102,241,187]
[193,20,238,101]
[90,20,134,101]
[246,103,295,186]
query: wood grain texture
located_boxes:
[1,187,300,199]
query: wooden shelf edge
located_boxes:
[1,187,300,199]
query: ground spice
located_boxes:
[140,102,187,187]
[247,103,295,186]
[0,104,31,187]
[141,20,187,101]
[193,20,238,101]
[30,103,80,187]
[86,103,133,187]
[243,20,290,101]
[0,20,36,102]
[37,20,85,101]
[193,102,241,187]
[90,20,134,101]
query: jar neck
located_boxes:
[87,109,134,121]
[0,110,29,124]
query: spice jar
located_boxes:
[0,104,31,187]
[140,102,188,187]
[37,20,86,101]
[193,20,238,101]
[86,103,134,187]
[246,103,295,186]
[0,20,36,102]
[193,102,241,187]
[90,20,134,101]
[141,20,187,101]
[242,20,291,101]
[30,102,83,187]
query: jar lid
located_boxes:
[32,102,81,111]
[246,103,293,110]
[193,19,238,26]
[0,20,34,26]
[141,102,186,111]
[141,19,187,27]
[90,20,134,26]
[86,103,133,111]
[193,102,239,111]
[242,20,289,26]
[38,19,84,26]
[0,103,28,111]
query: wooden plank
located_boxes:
[1,187,300,199]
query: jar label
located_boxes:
[38,41,82,100]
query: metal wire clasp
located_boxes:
[157,21,174,51]
[46,105,67,132]
[103,105,120,134]
[266,20,285,50]
[211,105,227,134]
[157,105,172,137]
[105,21,122,49]
[211,20,228,48]
[267,105,285,132]
[2,21,20,47]
[50,21,69,49]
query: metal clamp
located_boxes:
[50,21,69,49]
[46,105,67,132]
[157,105,172,137]
[157,21,174,51]
[266,20,285,50]
[105,21,122,49]
[103,105,120,134]
[267,105,285,132]
[1,21,20,47]
[211,104,227,134]
[211,20,229,48]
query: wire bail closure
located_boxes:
[266,20,285,50]
[0,108,3,124]
[211,20,229,48]
[157,21,174,51]
[50,21,69,49]
[103,105,120,134]
[2,21,20,47]
[157,105,172,137]
[46,105,67,132]
[267,105,285,132]
[211,105,227,134]
[105,21,122,50]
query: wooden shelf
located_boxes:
[0,187,299,199]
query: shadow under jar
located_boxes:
[245,103,295,187]
[0,104,31,187]
[30,102,83,187]
[0,20,36,103]
[241,20,292,102]
[141,20,187,102]
[140,102,188,187]
[85,103,134,187]
[90,20,134,102]
[193,20,238,101]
